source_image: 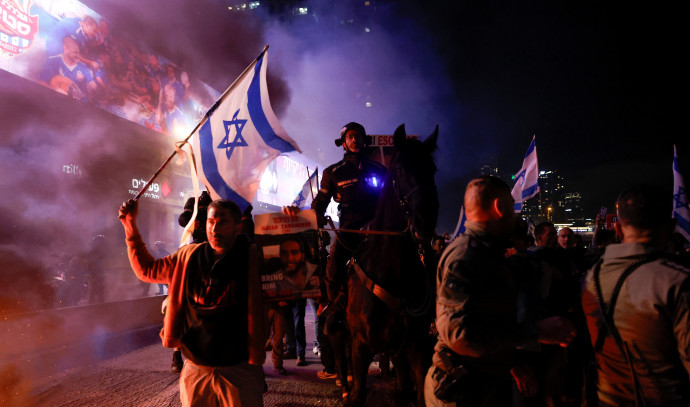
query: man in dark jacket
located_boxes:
[582,184,690,406]
[310,122,386,323]
[119,198,266,406]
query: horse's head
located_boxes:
[388,124,439,243]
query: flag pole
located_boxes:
[307,166,317,201]
[128,45,270,202]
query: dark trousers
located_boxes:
[287,300,307,359]
[317,308,336,373]
[325,238,360,305]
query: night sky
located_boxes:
[407,1,688,230]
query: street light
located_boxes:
[547,206,553,222]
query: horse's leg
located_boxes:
[392,351,418,406]
[329,329,352,402]
[380,352,391,377]
[394,334,433,407]
[408,345,430,407]
[349,334,373,407]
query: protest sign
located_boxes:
[254,209,321,301]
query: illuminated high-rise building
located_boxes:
[518,170,585,224]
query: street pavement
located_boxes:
[27,308,397,407]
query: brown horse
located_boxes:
[338,124,439,406]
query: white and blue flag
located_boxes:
[451,205,467,238]
[191,48,301,212]
[512,136,540,212]
[673,145,690,240]
[292,167,319,209]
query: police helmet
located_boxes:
[335,122,373,147]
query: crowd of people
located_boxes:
[116,121,689,406]
[425,179,690,407]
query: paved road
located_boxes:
[26,310,397,407]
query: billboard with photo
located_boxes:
[1,0,218,137]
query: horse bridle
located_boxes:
[327,158,435,317]
[391,163,422,238]
[320,160,423,246]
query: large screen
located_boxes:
[1,0,218,138]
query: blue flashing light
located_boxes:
[365,175,382,189]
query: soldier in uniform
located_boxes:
[425,176,577,406]
[582,185,690,406]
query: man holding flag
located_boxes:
[118,47,300,406]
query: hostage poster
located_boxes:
[254,209,321,302]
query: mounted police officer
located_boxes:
[311,122,387,331]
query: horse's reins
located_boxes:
[320,158,432,316]
[321,170,420,250]
[335,168,434,315]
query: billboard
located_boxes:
[0,0,218,137]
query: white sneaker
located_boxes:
[313,345,320,356]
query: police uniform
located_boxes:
[311,150,386,304]
[581,242,690,406]
[425,222,538,406]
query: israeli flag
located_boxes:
[673,145,690,240]
[511,136,540,212]
[451,205,467,238]
[191,48,301,212]
[292,167,319,209]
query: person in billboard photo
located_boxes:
[40,36,97,101]
[45,15,100,64]
[157,82,188,136]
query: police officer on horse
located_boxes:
[311,122,387,331]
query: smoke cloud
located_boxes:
[78,0,472,228]
[1,0,477,319]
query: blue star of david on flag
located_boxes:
[191,48,301,213]
[512,136,540,212]
[293,191,306,207]
[217,109,248,159]
[292,167,319,209]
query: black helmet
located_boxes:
[335,122,372,147]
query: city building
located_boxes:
[519,169,586,225]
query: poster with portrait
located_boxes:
[254,209,322,302]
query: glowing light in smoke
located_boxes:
[171,124,188,138]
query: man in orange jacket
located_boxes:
[119,198,266,406]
